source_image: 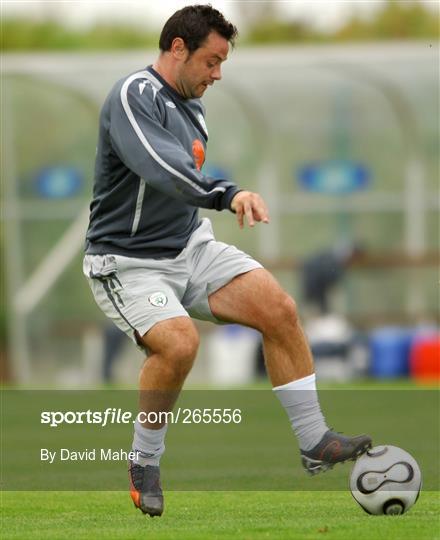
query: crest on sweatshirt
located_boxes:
[192,139,206,171]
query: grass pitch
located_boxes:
[2,490,439,539]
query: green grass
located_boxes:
[2,490,439,539]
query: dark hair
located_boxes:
[159,4,238,54]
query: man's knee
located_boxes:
[167,325,200,367]
[261,292,299,337]
[140,317,200,372]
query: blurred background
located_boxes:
[1,0,439,387]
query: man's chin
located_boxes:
[194,85,208,98]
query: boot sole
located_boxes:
[133,501,163,517]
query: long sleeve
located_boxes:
[109,71,240,211]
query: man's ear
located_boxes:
[170,37,188,61]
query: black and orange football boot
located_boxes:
[128,460,163,517]
[301,430,372,475]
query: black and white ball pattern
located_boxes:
[350,445,422,515]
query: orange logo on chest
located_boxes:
[192,139,205,171]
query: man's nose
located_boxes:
[212,65,222,81]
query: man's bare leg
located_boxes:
[209,268,371,472]
[137,316,199,428]
[129,316,199,516]
[208,268,312,385]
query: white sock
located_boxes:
[273,373,328,451]
[132,420,168,466]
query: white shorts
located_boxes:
[83,218,262,345]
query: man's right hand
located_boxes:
[230,191,270,229]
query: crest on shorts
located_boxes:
[148,291,168,307]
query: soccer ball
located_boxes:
[350,445,422,515]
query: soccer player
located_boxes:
[83,5,372,517]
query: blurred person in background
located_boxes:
[255,241,366,376]
[300,241,370,381]
[101,324,127,383]
[83,4,371,518]
[302,241,365,316]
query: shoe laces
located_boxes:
[130,463,146,490]
[130,463,161,493]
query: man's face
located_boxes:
[175,31,229,99]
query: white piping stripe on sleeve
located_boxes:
[130,177,146,236]
[120,71,226,197]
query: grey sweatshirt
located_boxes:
[85,65,240,259]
